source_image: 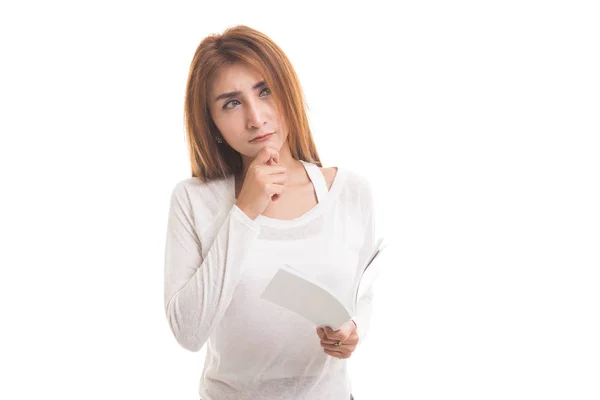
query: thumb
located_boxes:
[316,327,325,340]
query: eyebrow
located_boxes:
[214,81,267,102]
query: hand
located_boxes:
[236,147,287,219]
[316,320,359,359]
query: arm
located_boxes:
[351,178,378,343]
[163,182,261,352]
[352,286,374,342]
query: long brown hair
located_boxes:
[184,25,322,181]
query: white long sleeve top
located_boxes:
[164,160,377,400]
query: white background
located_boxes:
[1,1,599,399]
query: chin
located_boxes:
[239,135,285,158]
[258,137,283,151]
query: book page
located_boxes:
[260,266,352,330]
[354,238,388,308]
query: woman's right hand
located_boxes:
[236,147,287,220]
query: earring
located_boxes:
[215,135,223,144]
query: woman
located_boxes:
[164,25,377,400]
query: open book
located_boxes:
[260,238,388,331]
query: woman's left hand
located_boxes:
[316,320,359,359]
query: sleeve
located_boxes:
[351,179,377,343]
[163,182,261,352]
[352,287,374,342]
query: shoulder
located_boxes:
[319,166,338,190]
[171,176,229,196]
[322,164,374,208]
[169,176,231,218]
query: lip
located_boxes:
[250,133,274,142]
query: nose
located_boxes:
[246,99,266,129]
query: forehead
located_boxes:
[210,63,264,94]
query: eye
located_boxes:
[223,99,240,110]
[260,87,271,96]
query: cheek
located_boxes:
[212,113,241,139]
[280,120,290,141]
[273,111,288,137]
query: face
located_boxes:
[208,63,288,161]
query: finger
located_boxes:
[321,342,357,353]
[270,147,280,164]
[325,321,356,338]
[266,152,279,166]
[320,337,358,346]
[258,166,287,175]
[316,327,325,340]
[269,172,288,185]
[252,147,279,166]
[323,326,348,341]
[267,184,285,198]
